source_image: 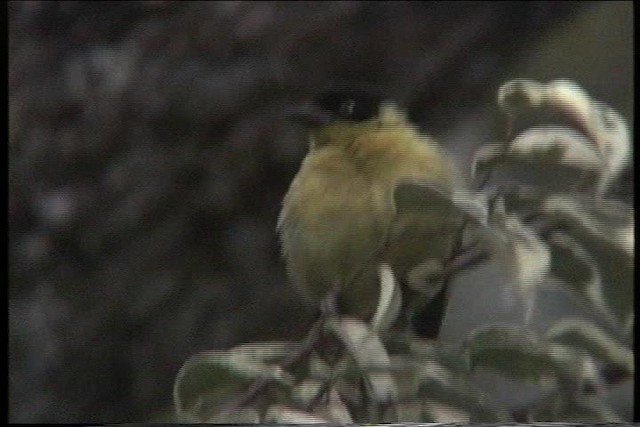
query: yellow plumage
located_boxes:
[278,93,461,324]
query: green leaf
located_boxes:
[394,180,487,226]
[542,196,633,326]
[264,404,329,423]
[474,128,602,194]
[541,195,633,261]
[497,79,630,197]
[292,379,324,408]
[546,317,633,377]
[405,258,445,297]
[589,103,630,197]
[510,127,602,171]
[173,342,298,421]
[398,342,511,422]
[466,325,609,399]
[466,325,558,386]
[173,351,251,421]
[533,393,624,422]
[227,341,302,372]
[421,399,472,423]
[471,143,507,180]
[418,381,506,422]
[208,407,260,423]
[327,317,398,403]
[546,231,614,322]
[393,180,456,216]
[313,388,354,424]
[487,214,551,323]
[371,263,402,333]
[308,354,332,380]
[497,80,594,135]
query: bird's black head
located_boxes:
[287,83,387,127]
[313,86,386,123]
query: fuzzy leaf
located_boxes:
[208,408,260,423]
[393,180,456,215]
[510,126,601,170]
[546,231,614,322]
[542,197,633,325]
[292,379,324,408]
[314,388,354,424]
[472,143,506,179]
[264,404,328,423]
[173,342,298,421]
[466,325,557,386]
[327,317,398,403]
[402,342,511,422]
[533,393,624,423]
[541,195,633,260]
[308,354,332,380]
[406,258,445,297]
[490,214,551,322]
[417,369,508,422]
[473,128,602,194]
[497,79,630,197]
[371,263,402,333]
[422,400,471,423]
[394,180,487,226]
[546,317,633,376]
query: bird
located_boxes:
[277,84,463,337]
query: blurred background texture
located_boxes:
[8,1,632,422]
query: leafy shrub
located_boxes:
[174,80,632,423]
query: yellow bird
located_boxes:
[278,85,462,336]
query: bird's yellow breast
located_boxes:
[279,145,390,284]
[278,122,458,314]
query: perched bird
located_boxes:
[278,85,463,337]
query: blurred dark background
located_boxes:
[8,1,632,422]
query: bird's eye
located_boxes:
[339,99,355,117]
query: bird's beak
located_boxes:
[285,104,333,127]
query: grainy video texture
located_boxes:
[9,1,632,423]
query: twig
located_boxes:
[217,317,326,417]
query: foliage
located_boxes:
[173,80,632,423]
